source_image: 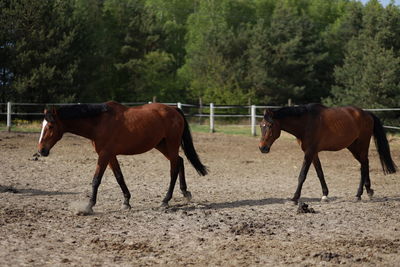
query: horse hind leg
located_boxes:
[348,140,373,200]
[361,159,374,199]
[157,137,192,206]
[161,156,180,207]
[156,139,180,207]
[109,156,131,210]
[354,159,373,201]
[178,156,192,202]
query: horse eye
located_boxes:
[48,125,54,129]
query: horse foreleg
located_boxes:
[109,156,131,210]
[161,157,179,207]
[292,154,313,203]
[178,156,192,202]
[313,155,329,202]
[80,155,109,215]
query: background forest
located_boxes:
[1,0,400,107]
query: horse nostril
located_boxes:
[259,146,270,153]
[39,148,49,157]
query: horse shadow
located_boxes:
[164,194,400,212]
[164,196,330,212]
[0,185,78,196]
[369,196,400,203]
[198,197,338,210]
[173,195,400,212]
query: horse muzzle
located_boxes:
[38,148,50,157]
[259,145,270,154]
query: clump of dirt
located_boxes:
[297,202,316,213]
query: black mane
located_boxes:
[272,103,326,119]
[56,103,109,120]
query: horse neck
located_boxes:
[278,116,307,139]
[61,118,96,140]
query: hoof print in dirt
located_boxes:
[297,202,315,214]
[75,207,94,216]
[313,252,343,263]
[165,207,179,213]
[75,210,93,216]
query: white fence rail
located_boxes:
[1,102,400,135]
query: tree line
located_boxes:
[1,0,400,108]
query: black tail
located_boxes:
[370,112,397,174]
[176,108,208,176]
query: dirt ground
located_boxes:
[1,130,400,266]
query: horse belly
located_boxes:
[319,134,357,151]
[104,127,162,155]
[121,135,163,155]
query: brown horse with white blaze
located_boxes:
[259,104,397,203]
[38,101,207,214]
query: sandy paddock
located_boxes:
[1,131,400,266]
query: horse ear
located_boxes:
[263,109,273,117]
[263,109,274,123]
[44,106,56,122]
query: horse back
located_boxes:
[104,101,182,127]
[97,102,184,155]
[316,106,373,151]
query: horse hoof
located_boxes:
[122,204,131,210]
[160,202,169,208]
[354,196,361,201]
[321,196,329,202]
[76,206,94,216]
[288,198,298,205]
[368,189,374,200]
[183,191,192,202]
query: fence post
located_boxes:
[210,103,215,133]
[7,102,11,132]
[251,105,256,136]
[177,102,182,109]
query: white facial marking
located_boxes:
[39,119,48,144]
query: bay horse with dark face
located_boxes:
[259,103,397,203]
[38,101,207,214]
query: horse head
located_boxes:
[37,107,64,157]
[259,109,281,153]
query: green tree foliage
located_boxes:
[328,36,400,108]
[1,0,80,103]
[327,0,400,108]
[247,1,329,104]
[72,0,113,102]
[1,0,400,108]
[181,0,249,104]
